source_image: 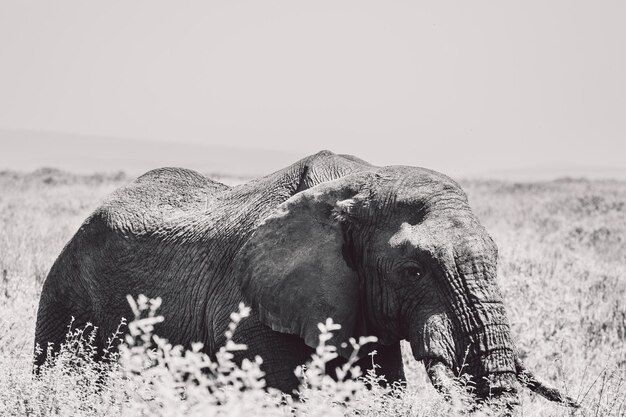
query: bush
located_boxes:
[1,295,499,417]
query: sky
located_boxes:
[0,1,625,178]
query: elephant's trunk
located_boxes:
[440,245,519,399]
[416,236,579,407]
[455,303,519,399]
[407,301,520,400]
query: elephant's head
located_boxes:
[237,167,576,405]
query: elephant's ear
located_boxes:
[235,180,363,356]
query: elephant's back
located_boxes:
[96,167,228,237]
[36,168,228,351]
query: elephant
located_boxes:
[34,150,577,406]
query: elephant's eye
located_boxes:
[403,265,424,280]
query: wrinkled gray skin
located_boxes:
[35,151,576,406]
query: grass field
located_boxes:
[0,168,624,416]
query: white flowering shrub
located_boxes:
[118,295,283,417]
[5,294,550,417]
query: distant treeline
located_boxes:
[0,168,252,187]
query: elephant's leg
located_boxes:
[34,292,95,370]
[34,298,68,369]
[230,313,313,394]
[323,341,405,389]
[360,342,406,387]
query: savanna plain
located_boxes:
[0,168,624,416]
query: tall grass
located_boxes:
[0,170,624,416]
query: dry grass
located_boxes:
[0,169,624,416]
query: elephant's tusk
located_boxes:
[426,359,457,399]
[515,357,580,408]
